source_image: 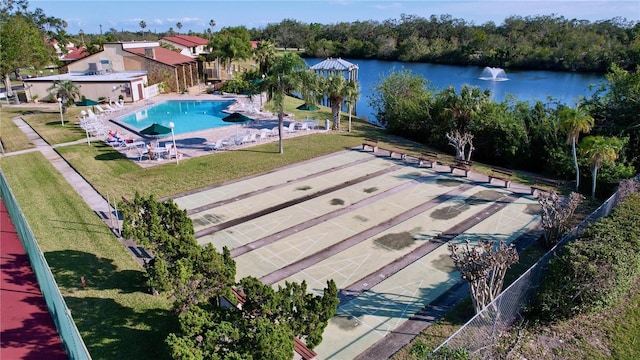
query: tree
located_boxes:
[440,84,491,131]
[579,135,625,198]
[46,80,80,112]
[320,74,359,130]
[448,239,519,314]
[264,52,306,154]
[209,26,253,77]
[557,105,594,190]
[445,130,475,161]
[0,14,52,98]
[119,193,236,307]
[139,20,147,38]
[253,39,276,76]
[175,22,182,34]
[537,190,584,248]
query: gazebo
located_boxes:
[309,58,359,112]
[309,57,359,82]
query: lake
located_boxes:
[305,58,605,122]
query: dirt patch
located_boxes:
[524,203,542,215]
[431,204,469,220]
[431,253,456,273]
[331,311,364,330]
[330,198,345,206]
[437,178,464,187]
[466,190,503,205]
[353,215,369,222]
[374,232,415,250]
[295,185,312,191]
[363,187,378,193]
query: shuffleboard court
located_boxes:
[172,149,542,359]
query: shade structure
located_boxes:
[222,112,252,123]
[140,123,172,136]
[76,98,100,106]
[296,103,319,111]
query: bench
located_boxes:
[449,159,472,177]
[388,148,407,160]
[530,177,561,195]
[417,151,439,168]
[362,138,378,152]
[488,167,513,188]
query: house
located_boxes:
[159,35,210,58]
[24,41,198,103]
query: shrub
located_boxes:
[534,193,640,320]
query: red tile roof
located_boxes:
[126,46,197,66]
[161,35,209,47]
[61,47,90,61]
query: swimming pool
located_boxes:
[118,100,237,135]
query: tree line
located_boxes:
[369,63,639,198]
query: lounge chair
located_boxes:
[106,104,119,112]
[285,122,297,134]
[205,138,228,151]
[96,104,114,115]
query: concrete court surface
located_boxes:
[172,149,541,359]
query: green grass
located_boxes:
[0,106,38,152]
[1,153,173,360]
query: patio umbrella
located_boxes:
[140,123,172,136]
[296,103,319,111]
[76,98,100,106]
[222,112,251,123]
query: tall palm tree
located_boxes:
[176,22,182,34]
[579,135,624,198]
[253,39,276,76]
[139,20,147,39]
[320,74,358,130]
[558,105,594,190]
[345,81,361,132]
[297,70,321,109]
[442,84,490,131]
[46,80,81,113]
[209,27,252,78]
[264,52,306,154]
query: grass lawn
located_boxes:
[1,106,38,152]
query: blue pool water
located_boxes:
[119,100,236,135]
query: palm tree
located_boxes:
[320,74,359,130]
[139,20,147,39]
[253,39,276,76]
[345,81,361,132]
[558,105,594,191]
[442,85,491,131]
[176,22,182,34]
[297,70,321,109]
[264,52,306,154]
[46,80,81,113]
[579,135,624,198]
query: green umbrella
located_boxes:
[222,112,252,123]
[296,103,319,111]
[140,123,172,136]
[76,98,100,106]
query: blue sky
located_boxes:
[30,0,640,35]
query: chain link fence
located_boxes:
[430,181,634,358]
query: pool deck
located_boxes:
[100,94,326,167]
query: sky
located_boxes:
[30,0,640,35]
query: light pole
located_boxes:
[260,74,265,108]
[81,110,90,145]
[169,122,178,164]
[57,98,64,126]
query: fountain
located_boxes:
[479,66,509,81]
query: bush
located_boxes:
[220,79,248,94]
[534,193,640,320]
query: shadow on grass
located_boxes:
[65,295,176,360]
[44,250,146,293]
